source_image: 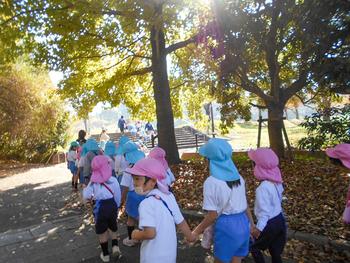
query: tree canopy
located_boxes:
[199,0,350,156]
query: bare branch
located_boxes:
[165,35,197,55]
[249,102,267,109]
[127,66,153,76]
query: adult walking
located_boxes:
[118,116,126,133]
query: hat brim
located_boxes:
[91,168,112,183]
[326,148,338,159]
[125,166,147,177]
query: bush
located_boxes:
[0,61,70,162]
[298,104,350,151]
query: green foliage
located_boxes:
[191,0,350,155]
[0,0,212,120]
[0,61,70,162]
[298,105,350,151]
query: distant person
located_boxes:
[145,121,154,134]
[76,130,87,187]
[118,116,126,133]
[136,121,142,132]
[77,130,87,146]
[67,141,79,190]
[100,128,110,150]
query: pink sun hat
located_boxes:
[148,147,169,170]
[248,148,283,183]
[90,155,112,183]
[126,158,169,194]
[326,143,350,169]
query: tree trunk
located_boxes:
[295,107,299,119]
[267,104,285,158]
[150,23,180,164]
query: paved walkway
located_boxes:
[0,163,290,263]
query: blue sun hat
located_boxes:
[116,135,130,155]
[121,141,145,164]
[81,138,100,157]
[199,138,240,181]
[70,141,79,148]
[104,141,117,157]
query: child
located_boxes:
[119,141,146,247]
[326,143,350,224]
[82,138,101,186]
[67,141,79,189]
[148,147,175,188]
[100,128,110,150]
[248,148,286,263]
[126,158,195,263]
[104,141,117,178]
[192,138,252,263]
[83,155,121,262]
[115,135,130,183]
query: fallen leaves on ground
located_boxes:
[172,156,350,241]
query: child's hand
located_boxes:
[131,229,140,240]
[251,227,261,239]
[186,232,197,243]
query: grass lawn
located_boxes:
[223,120,307,150]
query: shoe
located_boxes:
[122,237,137,247]
[112,245,121,257]
[100,252,110,262]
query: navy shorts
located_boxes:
[93,198,118,234]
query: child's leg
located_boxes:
[267,231,286,263]
[250,247,265,263]
[126,216,136,239]
[99,231,109,256]
[231,257,242,263]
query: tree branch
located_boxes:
[165,35,197,55]
[127,66,153,76]
[249,102,267,109]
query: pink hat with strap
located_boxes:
[248,148,283,183]
[125,158,169,194]
[148,147,169,170]
[326,143,350,169]
[91,155,112,183]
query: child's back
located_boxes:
[139,189,184,263]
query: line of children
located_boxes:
[126,157,195,263]
[119,140,146,247]
[83,155,121,262]
[248,148,286,263]
[326,143,350,224]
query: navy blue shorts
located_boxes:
[68,161,77,175]
[93,198,118,234]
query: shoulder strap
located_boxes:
[101,182,114,196]
[147,194,174,217]
[274,183,282,202]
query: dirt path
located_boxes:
[0,163,82,233]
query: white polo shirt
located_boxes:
[203,175,248,215]
[254,181,283,231]
[120,171,134,191]
[139,189,184,263]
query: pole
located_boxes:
[210,102,215,138]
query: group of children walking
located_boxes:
[66,130,350,263]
